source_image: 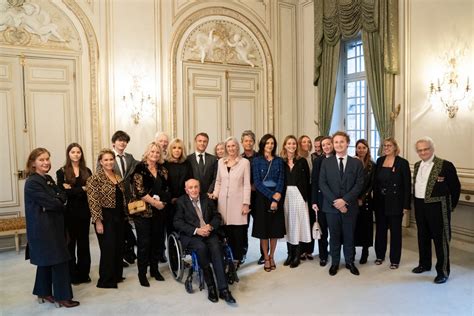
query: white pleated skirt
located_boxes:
[284,186,311,245]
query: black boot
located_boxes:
[284,243,294,266]
[360,247,369,264]
[150,267,165,281]
[290,245,301,268]
[138,273,150,287]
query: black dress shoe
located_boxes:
[97,283,118,289]
[219,289,237,304]
[434,274,448,284]
[412,266,431,274]
[257,255,265,265]
[329,265,338,276]
[124,256,135,265]
[159,255,168,263]
[346,263,360,275]
[208,286,218,303]
[117,277,126,283]
[151,270,165,281]
[138,274,150,287]
[320,259,327,267]
[122,261,129,268]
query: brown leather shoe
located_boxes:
[55,300,80,308]
[37,296,54,304]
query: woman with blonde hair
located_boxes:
[211,137,251,266]
[281,136,311,268]
[373,137,411,269]
[164,138,193,233]
[130,142,170,286]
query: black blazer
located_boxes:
[311,155,327,207]
[113,152,138,201]
[285,157,311,202]
[187,152,217,193]
[173,194,222,248]
[373,155,411,215]
[24,173,70,266]
[319,155,364,214]
[56,167,92,219]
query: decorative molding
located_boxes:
[170,7,274,137]
[62,0,100,160]
[0,0,81,51]
[182,20,263,68]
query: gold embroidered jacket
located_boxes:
[86,168,126,223]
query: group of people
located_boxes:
[23,129,461,308]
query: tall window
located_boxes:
[343,38,380,159]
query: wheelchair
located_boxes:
[167,231,239,294]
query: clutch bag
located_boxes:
[128,200,146,214]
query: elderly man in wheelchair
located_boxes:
[172,179,237,304]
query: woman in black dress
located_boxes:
[131,142,170,287]
[373,138,411,269]
[86,149,126,288]
[165,138,193,233]
[25,148,79,308]
[353,139,375,264]
[252,134,285,272]
[56,143,92,285]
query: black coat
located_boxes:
[24,173,70,266]
[373,156,411,215]
[284,157,311,202]
[187,153,217,193]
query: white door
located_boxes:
[185,63,262,152]
[0,55,77,214]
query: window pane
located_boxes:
[347,58,355,74]
[347,82,355,97]
[347,45,356,58]
[347,114,356,130]
[347,98,356,113]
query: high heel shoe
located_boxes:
[54,300,80,308]
[37,295,54,304]
[269,256,276,270]
[263,259,272,272]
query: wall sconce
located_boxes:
[122,76,155,124]
[429,58,472,118]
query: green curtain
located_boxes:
[314,0,399,138]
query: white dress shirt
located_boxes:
[415,154,435,199]
[195,151,206,165]
[335,154,348,171]
[113,148,127,177]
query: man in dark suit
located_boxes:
[319,131,364,276]
[412,137,461,284]
[187,132,217,194]
[111,130,139,266]
[174,179,236,304]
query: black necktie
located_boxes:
[198,154,205,174]
[118,155,126,177]
[339,157,344,179]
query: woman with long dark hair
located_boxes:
[131,142,170,287]
[252,134,285,272]
[56,143,92,285]
[353,139,376,264]
[25,148,79,308]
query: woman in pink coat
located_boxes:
[212,137,251,266]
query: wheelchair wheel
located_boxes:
[167,232,185,281]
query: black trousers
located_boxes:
[123,219,137,261]
[96,208,124,287]
[224,225,246,261]
[414,198,451,276]
[33,261,72,301]
[301,204,316,254]
[374,211,403,264]
[316,211,329,260]
[133,212,165,275]
[65,216,91,282]
[187,234,227,290]
[326,212,357,265]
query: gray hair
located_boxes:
[415,136,435,150]
[155,131,169,141]
[224,137,241,156]
[241,130,256,143]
